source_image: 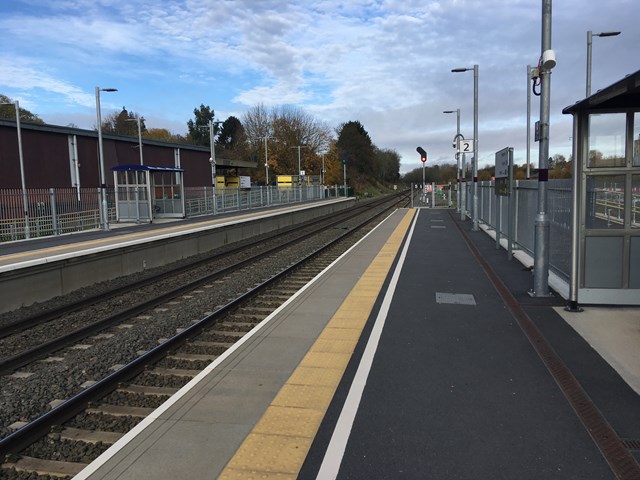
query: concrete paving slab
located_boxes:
[554,306,640,395]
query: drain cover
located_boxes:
[435,292,476,305]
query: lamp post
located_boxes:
[126,117,144,165]
[260,135,273,204]
[443,109,461,215]
[1,100,29,238]
[531,0,556,297]
[452,65,479,231]
[526,65,532,179]
[291,145,307,201]
[586,30,620,97]
[207,119,223,215]
[95,86,117,231]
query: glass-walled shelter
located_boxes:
[112,165,185,223]
[563,69,640,306]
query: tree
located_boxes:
[187,104,216,146]
[241,104,331,178]
[217,116,245,151]
[143,128,189,143]
[336,121,375,190]
[101,106,145,136]
[373,147,401,184]
[0,94,45,124]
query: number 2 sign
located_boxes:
[458,139,474,153]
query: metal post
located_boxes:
[10,101,30,238]
[209,119,216,215]
[137,117,144,165]
[422,162,425,204]
[586,30,621,98]
[586,30,593,97]
[95,86,117,231]
[343,163,347,197]
[567,113,582,311]
[472,64,479,231]
[532,0,552,297]
[527,65,532,179]
[455,110,461,212]
[508,148,515,260]
[49,188,58,235]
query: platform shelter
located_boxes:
[111,165,185,223]
[563,69,640,306]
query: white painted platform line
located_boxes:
[316,209,420,479]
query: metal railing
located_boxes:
[464,179,573,280]
[1,185,333,243]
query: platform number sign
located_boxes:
[458,139,474,153]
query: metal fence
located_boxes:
[1,184,334,243]
[409,179,572,280]
[463,179,572,280]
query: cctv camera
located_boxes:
[209,157,213,163]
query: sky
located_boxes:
[1,0,638,174]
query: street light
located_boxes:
[291,145,307,201]
[586,30,621,97]
[1,100,29,238]
[207,120,223,214]
[125,116,144,165]
[452,65,479,231]
[95,86,117,231]
[443,109,463,217]
[260,135,273,205]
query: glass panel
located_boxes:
[584,236,623,288]
[588,113,626,167]
[633,175,640,229]
[585,175,625,229]
[631,237,640,288]
[634,112,640,167]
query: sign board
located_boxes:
[495,148,509,178]
[458,139,474,153]
[239,176,251,189]
[299,170,305,176]
[494,147,513,196]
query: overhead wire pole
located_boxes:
[532,0,555,297]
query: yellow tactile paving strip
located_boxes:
[218,208,415,480]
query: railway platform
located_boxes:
[0,198,354,313]
[70,207,640,480]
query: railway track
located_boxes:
[0,194,404,374]
[0,193,409,479]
